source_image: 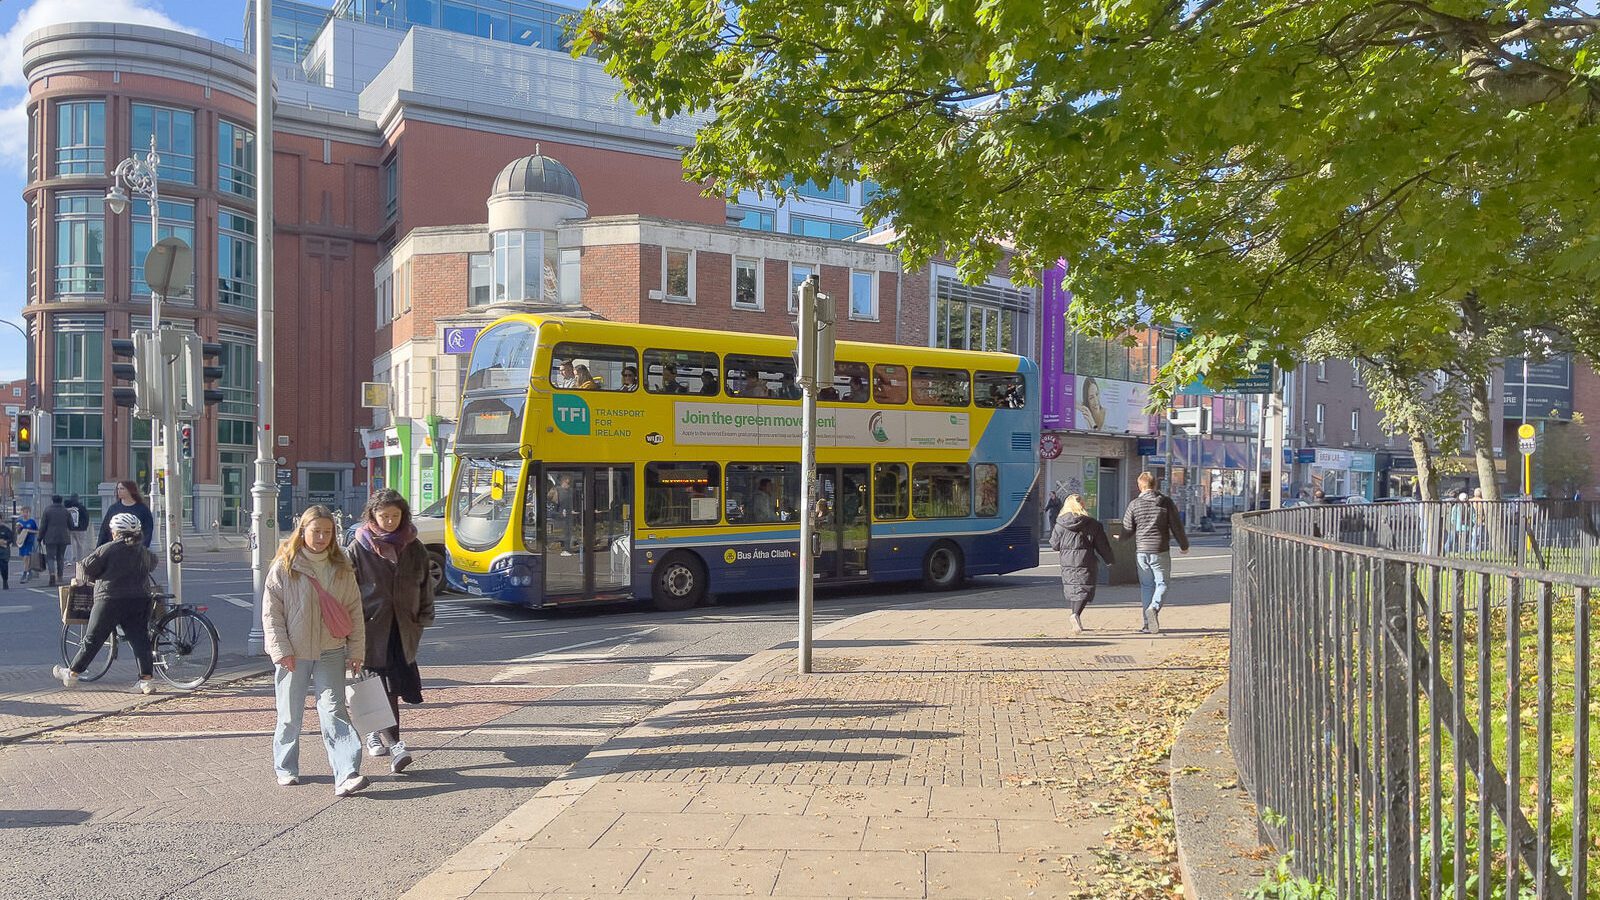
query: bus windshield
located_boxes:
[452,457,523,550]
[464,322,535,393]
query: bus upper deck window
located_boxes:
[873,364,907,404]
[974,371,1026,409]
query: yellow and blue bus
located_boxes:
[444,314,1040,610]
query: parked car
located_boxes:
[344,498,451,594]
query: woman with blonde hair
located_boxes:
[263,505,369,796]
[1047,493,1115,633]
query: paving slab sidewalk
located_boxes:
[405,569,1232,900]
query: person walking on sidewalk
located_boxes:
[52,513,159,693]
[98,481,155,549]
[1118,471,1189,635]
[347,489,434,774]
[65,493,91,564]
[263,505,369,797]
[39,495,73,587]
[1048,493,1114,633]
[1044,490,1064,529]
[15,506,37,585]
[0,518,14,589]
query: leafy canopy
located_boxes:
[578,0,1600,390]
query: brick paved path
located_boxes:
[411,568,1233,899]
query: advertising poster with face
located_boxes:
[1072,375,1155,435]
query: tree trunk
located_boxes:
[1469,376,1502,500]
[1409,433,1441,501]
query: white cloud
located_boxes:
[0,0,195,89]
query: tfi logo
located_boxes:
[553,394,591,435]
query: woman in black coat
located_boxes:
[1047,493,1115,633]
[347,489,434,774]
[98,481,156,548]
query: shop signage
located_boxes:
[1039,433,1062,460]
[1067,375,1155,436]
[1296,448,1317,464]
[442,327,481,355]
[1136,437,1158,456]
[275,467,293,486]
[1221,364,1274,395]
[1315,449,1352,470]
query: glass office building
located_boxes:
[248,0,581,65]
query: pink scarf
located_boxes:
[355,522,417,565]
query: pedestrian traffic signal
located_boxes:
[180,423,194,460]
[15,413,31,453]
[201,342,225,407]
[110,331,161,418]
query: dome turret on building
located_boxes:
[491,153,583,202]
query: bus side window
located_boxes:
[974,371,1026,409]
[873,365,908,405]
[911,367,971,407]
[644,462,721,527]
[551,342,639,392]
[974,464,999,516]
[913,463,971,518]
[726,463,800,524]
[873,463,909,520]
[825,361,870,403]
[644,349,719,396]
[726,355,799,401]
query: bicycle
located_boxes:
[59,590,221,690]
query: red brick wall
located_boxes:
[1571,360,1600,496]
[579,244,645,323]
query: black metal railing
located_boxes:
[1231,502,1597,899]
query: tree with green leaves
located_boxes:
[1537,413,1595,498]
[578,0,1600,499]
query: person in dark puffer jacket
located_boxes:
[1048,494,1115,633]
[1117,471,1190,635]
[54,513,159,693]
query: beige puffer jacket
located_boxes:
[263,553,366,664]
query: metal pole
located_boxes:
[248,0,279,657]
[796,278,818,674]
[1522,354,1531,496]
[160,330,183,605]
[1270,375,1285,510]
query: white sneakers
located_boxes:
[390,742,413,774]
[334,774,370,797]
[51,665,78,687]
[366,733,390,758]
[136,679,155,695]
[277,775,301,787]
[1070,612,1085,633]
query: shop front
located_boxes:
[1041,433,1137,520]
[1348,451,1377,499]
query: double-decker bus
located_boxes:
[445,314,1040,610]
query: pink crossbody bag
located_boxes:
[305,574,354,639]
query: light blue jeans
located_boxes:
[272,647,362,784]
[1136,551,1173,614]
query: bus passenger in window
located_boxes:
[574,364,601,390]
[778,373,801,400]
[620,367,639,391]
[752,478,777,522]
[744,376,770,399]
[700,370,719,396]
[660,363,689,394]
[553,359,578,389]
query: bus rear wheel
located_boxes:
[921,542,964,591]
[652,553,706,611]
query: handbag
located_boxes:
[58,584,94,625]
[305,574,354,639]
[345,672,397,736]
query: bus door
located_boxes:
[543,465,634,600]
[817,466,870,580]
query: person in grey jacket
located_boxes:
[38,495,74,587]
[1048,494,1114,633]
[348,489,435,773]
[53,513,159,692]
[1118,472,1190,635]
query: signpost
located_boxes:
[1518,422,1536,495]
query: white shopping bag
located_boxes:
[345,673,397,736]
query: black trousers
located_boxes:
[0,556,8,587]
[45,543,69,579]
[70,597,153,678]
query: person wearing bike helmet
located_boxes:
[54,512,159,693]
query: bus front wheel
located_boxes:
[652,553,706,611]
[921,542,964,591]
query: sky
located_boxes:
[0,0,258,383]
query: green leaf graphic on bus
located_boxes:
[868,412,890,443]
[553,394,591,435]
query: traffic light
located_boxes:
[110,331,161,418]
[201,342,226,407]
[180,423,194,460]
[15,412,31,453]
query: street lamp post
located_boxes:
[248,0,280,657]
[107,135,185,606]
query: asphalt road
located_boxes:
[0,540,1233,900]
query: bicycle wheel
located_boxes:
[59,622,116,682]
[151,609,219,689]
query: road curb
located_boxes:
[397,597,950,900]
[1170,681,1271,899]
[0,661,273,747]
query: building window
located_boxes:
[27,203,37,302]
[218,121,256,199]
[219,330,257,424]
[1350,409,1360,436]
[1314,403,1325,441]
[130,103,195,184]
[399,260,412,313]
[661,248,694,303]
[218,209,256,309]
[381,153,399,220]
[54,445,104,515]
[54,194,105,296]
[849,270,876,320]
[735,209,775,232]
[492,230,543,302]
[789,214,860,241]
[132,199,196,301]
[375,273,394,323]
[1351,360,1362,386]
[936,277,1029,355]
[53,325,104,411]
[795,177,850,203]
[55,100,106,176]
[559,248,581,306]
[468,253,491,307]
[1316,361,1327,381]
[861,180,883,204]
[733,257,762,310]
[788,263,815,312]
